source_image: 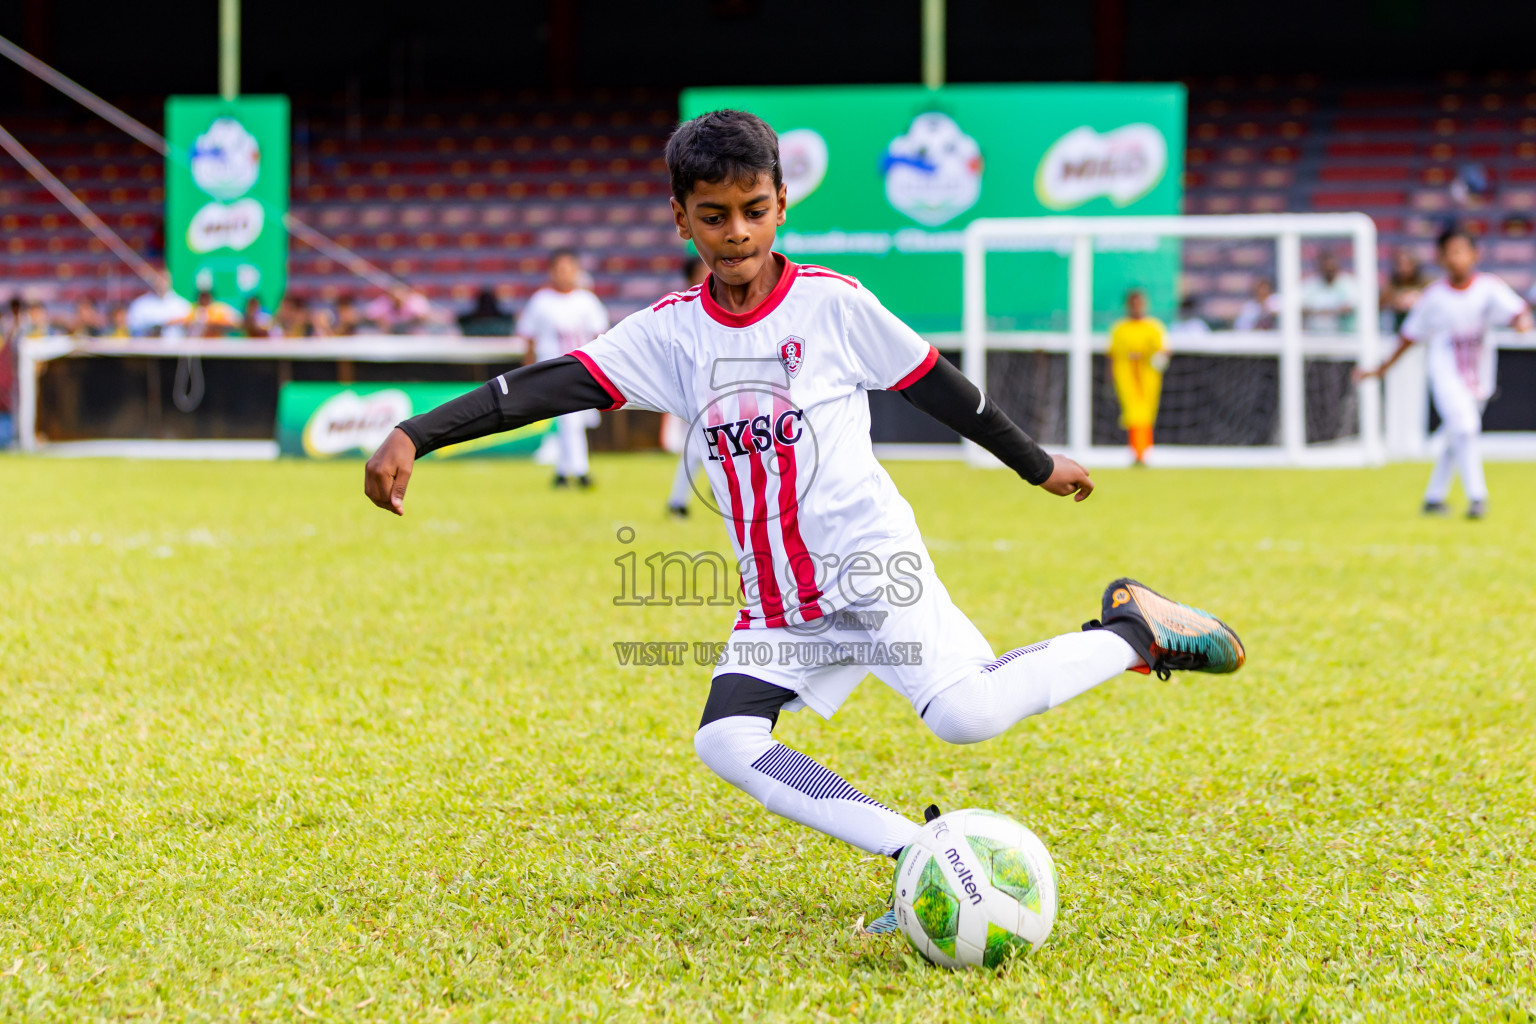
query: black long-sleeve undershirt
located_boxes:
[397,349,1054,485]
[897,352,1056,485]
[396,355,608,456]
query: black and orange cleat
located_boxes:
[1084,578,1245,680]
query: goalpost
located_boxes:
[960,213,1384,468]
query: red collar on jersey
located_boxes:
[701,253,799,328]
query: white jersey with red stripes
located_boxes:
[575,255,940,629]
[1400,273,1527,400]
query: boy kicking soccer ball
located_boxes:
[363,110,1245,926]
[1356,226,1533,518]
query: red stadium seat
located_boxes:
[1319,166,1410,182]
[1326,142,1416,158]
[1313,190,1407,208]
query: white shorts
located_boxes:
[1429,370,1487,436]
[710,569,995,719]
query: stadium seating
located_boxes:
[1181,72,1536,322]
[0,92,685,318]
[6,76,1536,324]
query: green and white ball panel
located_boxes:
[961,808,1057,945]
[893,844,962,969]
[892,808,1058,969]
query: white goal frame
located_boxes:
[961,212,1384,468]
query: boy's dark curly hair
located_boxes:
[665,109,781,205]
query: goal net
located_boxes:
[960,213,1384,468]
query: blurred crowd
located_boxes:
[1175,243,1534,336]
[0,281,517,341]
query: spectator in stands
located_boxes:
[275,295,314,337]
[332,294,367,336]
[1301,251,1356,333]
[0,297,20,449]
[183,289,241,338]
[125,269,192,338]
[105,306,130,338]
[1,297,20,340]
[311,306,337,337]
[458,287,514,336]
[73,298,105,337]
[366,285,433,334]
[1169,295,1210,336]
[243,296,273,338]
[1450,163,1495,207]
[1235,279,1279,331]
[1384,249,1427,332]
[23,300,60,338]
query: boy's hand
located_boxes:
[364,427,417,515]
[1040,454,1094,502]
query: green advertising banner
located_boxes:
[165,95,290,310]
[277,383,553,459]
[680,85,1186,333]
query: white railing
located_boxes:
[16,334,527,455]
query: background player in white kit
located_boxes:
[517,248,609,488]
[1357,227,1532,518]
[364,110,1244,926]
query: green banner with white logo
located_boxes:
[165,95,289,310]
[277,383,554,459]
[680,85,1185,332]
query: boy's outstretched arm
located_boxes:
[363,355,612,514]
[1352,335,1414,383]
[897,353,1094,501]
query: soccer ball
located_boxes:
[892,808,1057,969]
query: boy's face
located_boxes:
[1127,292,1147,318]
[549,255,580,292]
[671,172,787,288]
[1439,236,1476,279]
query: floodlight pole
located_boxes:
[922,0,945,89]
[220,0,240,100]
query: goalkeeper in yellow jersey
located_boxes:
[1108,288,1170,465]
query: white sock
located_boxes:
[694,716,920,856]
[667,454,694,509]
[921,630,1139,745]
[1424,430,1457,504]
[1454,429,1487,502]
[555,414,589,477]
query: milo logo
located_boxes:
[1035,123,1167,211]
[302,389,413,458]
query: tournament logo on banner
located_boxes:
[1035,124,1168,211]
[779,129,828,208]
[880,112,983,227]
[190,118,262,199]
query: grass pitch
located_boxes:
[1,454,1533,1023]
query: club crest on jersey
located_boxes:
[779,336,805,379]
